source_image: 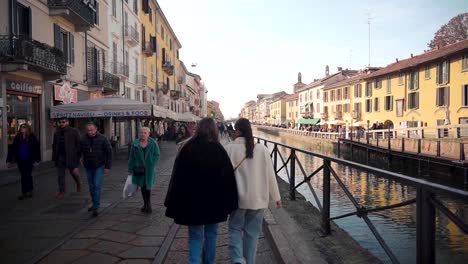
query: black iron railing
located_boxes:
[254,136,468,264]
[109,62,129,77]
[88,69,120,92]
[162,62,174,75]
[48,0,95,26]
[124,26,139,43]
[0,35,66,74]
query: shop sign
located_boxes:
[6,79,42,94]
[54,82,78,104]
[51,110,151,119]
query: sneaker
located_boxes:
[92,208,98,217]
[88,206,95,212]
[55,193,65,199]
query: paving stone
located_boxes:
[118,246,159,259]
[71,252,120,264]
[175,227,188,238]
[60,239,99,250]
[136,225,170,236]
[118,260,152,264]
[215,245,231,261]
[99,230,137,243]
[217,233,229,246]
[129,236,165,247]
[110,222,148,233]
[164,251,190,264]
[256,251,277,264]
[170,238,188,251]
[87,220,120,230]
[39,250,90,264]
[90,240,132,255]
[73,229,107,239]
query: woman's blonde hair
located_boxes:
[139,127,151,133]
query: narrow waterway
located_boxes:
[255,130,468,264]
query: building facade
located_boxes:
[270,95,287,125]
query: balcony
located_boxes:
[88,70,120,93]
[352,111,361,119]
[335,111,343,119]
[321,113,329,121]
[0,35,66,76]
[177,76,184,84]
[135,75,147,86]
[142,42,155,56]
[109,62,129,79]
[170,90,180,100]
[157,82,169,94]
[162,62,174,76]
[124,26,139,47]
[48,0,95,32]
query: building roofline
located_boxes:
[154,0,182,48]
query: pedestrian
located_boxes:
[6,123,41,200]
[175,124,191,152]
[165,118,238,264]
[80,122,112,217]
[157,121,165,142]
[224,118,282,264]
[128,127,160,213]
[52,118,82,199]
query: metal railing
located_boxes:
[135,75,147,86]
[109,62,129,77]
[48,0,95,26]
[124,26,139,44]
[254,136,468,264]
[162,62,174,75]
[0,35,66,74]
[88,69,120,92]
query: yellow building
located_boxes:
[285,94,299,127]
[270,95,287,125]
[362,40,468,130]
[139,0,157,103]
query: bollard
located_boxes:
[322,159,331,236]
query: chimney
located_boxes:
[337,67,343,72]
[411,53,413,58]
[396,58,399,62]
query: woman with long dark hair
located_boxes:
[6,123,41,200]
[165,118,238,264]
[224,118,281,264]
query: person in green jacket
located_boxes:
[128,127,161,213]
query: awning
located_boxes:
[303,103,310,108]
[298,118,320,125]
[153,105,168,119]
[177,112,201,122]
[50,96,152,118]
[328,120,346,125]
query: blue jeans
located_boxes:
[188,224,218,264]
[86,166,104,209]
[228,209,265,264]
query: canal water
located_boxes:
[255,131,468,264]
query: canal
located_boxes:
[255,130,468,264]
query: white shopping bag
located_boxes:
[122,175,139,199]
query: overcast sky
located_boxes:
[158,0,467,119]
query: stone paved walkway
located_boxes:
[27,141,277,264]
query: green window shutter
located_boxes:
[69,33,74,64]
[436,63,440,85]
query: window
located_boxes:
[337,89,342,100]
[331,90,335,101]
[354,103,362,116]
[365,82,372,97]
[354,84,362,98]
[384,96,393,111]
[409,71,419,90]
[408,92,419,109]
[463,85,468,107]
[317,90,320,99]
[374,97,379,111]
[375,78,382,89]
[365,99,372,112]
[13,3,31,38]
[463,54,468,71]
[386,76,391,94]
[151,64,154,81]
[436,87,449,107]
[344,87,349,99]
[149,8,153,22]
[436,60,450,85]
[161,26,165,39]
[398,72,404,85]
[112,0,117,17]
[425,65,431,79]
[344,103,350,113]
[170,39,173,51]
[324,92,328,103]
[133,0,138,14]
[112,42,117,73]
[54,24,74,64]
[94,1,99,25]
[299,94,302,103]
[336,104,343,114]
[324,106,329,114]
[309,92,313,101]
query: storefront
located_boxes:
[1,76,43,162]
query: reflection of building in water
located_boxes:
[440,202,468,255]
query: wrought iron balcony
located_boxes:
[88,70,120,93]
[162,62,174,76]
[177,76,184,84]
[0,35,66,75]
[109,62,129,79]
[136,75,147,86]
[157,82,169,94]
[170,90,180,100]
[124,26,139,47]
[48,0,95,32]
[142,42,154,56]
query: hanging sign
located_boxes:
[54,82,78,104]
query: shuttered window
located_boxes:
[365,99,372,113]
[384,96,393,111]
[54,24,74,64]
[436,60,450,85]
[365,82,372,97]
[463,54,468,71]
[436,87,450,107]
[354,84,362,98]
[463,85,468,107]
[374,97,379,112]
[408,92,419,109]
[409,71,419,90]
[386,76,391,94]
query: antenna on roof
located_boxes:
[366,10,373,67]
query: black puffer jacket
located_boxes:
[80,133,112,169]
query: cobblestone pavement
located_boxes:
[17,140,279,264]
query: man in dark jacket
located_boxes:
[52,118,82,199]
[80,122,112,217]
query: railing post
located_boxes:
[290,150,296,200]
[273,144,278,173]
[322,159,331,236]
[337,139,341,158]
[376,136,379,148]
[418,139,422,154]
[436,141,441,157]
[457,127,461,138]
[416,186,435,264]
[367,130,370,145]
[421,128,425,139]
[388,127,391,151]
[402,138,405,152]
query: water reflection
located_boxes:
[257,131,468,264]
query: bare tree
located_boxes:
[428,12,468,49]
